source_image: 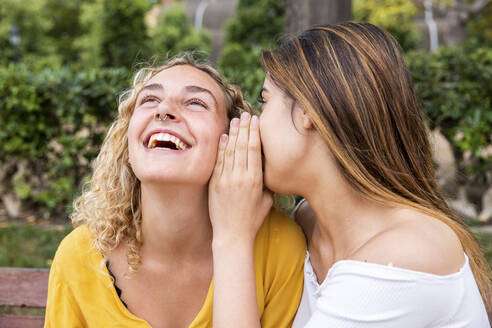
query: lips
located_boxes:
[143,129,191,151]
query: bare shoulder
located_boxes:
[351,209,465,276]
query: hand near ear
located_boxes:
[208,112,272,328]
[209,112,273,244]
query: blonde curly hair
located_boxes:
[71,55,252,274]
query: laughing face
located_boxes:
[127,65,228,187]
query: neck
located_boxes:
[139,182,213,265]
[301,162,391,261]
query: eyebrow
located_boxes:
[260,87,268,95]
[137,83,218,108]
[137,83,163,97]
[185,85,218,108]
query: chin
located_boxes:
[264,161,303,195]
[264,167,287,194]
[135,169,208,186]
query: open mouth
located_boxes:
[145,132,190,151]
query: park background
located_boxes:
[0,0,491,276]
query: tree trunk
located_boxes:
[437,7,469,46]
[285,0,352,34]
[414,0,491,49]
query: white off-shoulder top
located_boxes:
[292,251,490,327]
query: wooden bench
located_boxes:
[0,268,49,328]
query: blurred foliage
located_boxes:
[44,0,86,64]
[0,0,59,67]
[353,0,421,52]
[218,0,285,105]
[467,2,492,47]
[218,45,265,109]
[0,0,209,69]
[406,44,492,181]
[149,3,211,60]
[224,0,285,47]
[0,224,73,268]
[476,232,492,268]
[0,64,129,217]
[85,0,151,68]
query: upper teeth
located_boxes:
[148,133,188,150]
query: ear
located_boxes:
[301,111,314,130]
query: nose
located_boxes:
[154,100,180,122]
[154,112,176,121]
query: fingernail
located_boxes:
[241,112,251,120]
[251,115,258,125]
[231,118,240,127]
[220,134,228,143]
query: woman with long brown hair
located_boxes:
[209,22,491,327]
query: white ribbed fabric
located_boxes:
[293,252,490,328]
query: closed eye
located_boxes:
[140,95,159,105]
[187,98,208,109]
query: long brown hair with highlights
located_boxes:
[262,22,491,306]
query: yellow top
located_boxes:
[44,210,306,328]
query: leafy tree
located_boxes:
[467,1,492,47]
[353,0,421,51]
[0,0,58,66]
[78,0,150,68]
[100,0,150,67]
[76,0,105,68]
[149,3,211,60]
[225,0,285,47]
[218,0,285,105]
[44,0,85,64]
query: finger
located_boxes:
[212,134,228,177]
[247,115,262,174]
[224,118,240,172]
[235,112,251,171]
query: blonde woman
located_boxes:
[44,57,306,327]
[209,22,491,327]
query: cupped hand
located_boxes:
[208,112,273,245]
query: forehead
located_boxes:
[263,74,285,96]
[145,65,226,107]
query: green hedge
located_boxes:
[0,64,129,218]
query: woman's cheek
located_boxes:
[200,130,222,176]
[260,110,280,152]
[259,126,275,168]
